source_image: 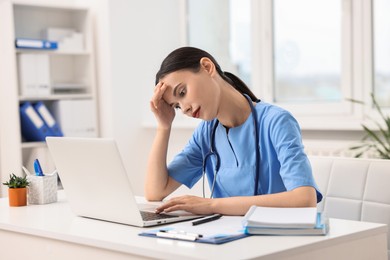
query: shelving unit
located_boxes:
[0,0,100,197]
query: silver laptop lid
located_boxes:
[46,137,201,227]
[46,137,146,227]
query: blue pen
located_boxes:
[34,159,45,176]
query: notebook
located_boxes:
[46,137,202,227]
[243,206,318,228]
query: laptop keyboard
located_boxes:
[140,211,179,221]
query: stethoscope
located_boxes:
[202,94,261,198]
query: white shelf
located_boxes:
[0,1,99,198]
[16,49,91,56]
[21,141,46,149]
[19,93,94,101]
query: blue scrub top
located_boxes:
[167,102,323,203]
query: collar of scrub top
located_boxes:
[202,94,262,198]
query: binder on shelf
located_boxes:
[33,102,63,137]
[18,53,51,96]
[20,102,52,142]
[15,38,58,50]
[52,100,98,137]
[44,27,84,52]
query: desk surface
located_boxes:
[0,191,387,260]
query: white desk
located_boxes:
[0,191,387,260]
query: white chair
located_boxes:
[310,156,390,258]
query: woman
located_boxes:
[146,47,322,216]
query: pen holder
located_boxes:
[27,173,58,204]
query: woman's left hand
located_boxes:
[155,195,215,215]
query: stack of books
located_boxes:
[242,206,329,235]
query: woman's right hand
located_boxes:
[150,82,175,129]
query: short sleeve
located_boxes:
[167,124,205,188]
[268,111,323,202]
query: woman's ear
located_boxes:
[200,57,216,76]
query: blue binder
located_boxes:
[20,102,52,142]
[15,38,58,50]
[33,102,63,137]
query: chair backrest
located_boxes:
[309,156,390,257]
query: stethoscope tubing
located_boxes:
[202,94,261,198]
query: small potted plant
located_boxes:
[2,173,30,206]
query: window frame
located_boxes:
[252,0,368,130]
[364,0,390,124]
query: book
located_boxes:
[244,212,329,236]
[15,38,58,50]
[243,206,318,228]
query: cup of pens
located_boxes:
[24,159,58,205]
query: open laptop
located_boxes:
[46,137,202,227]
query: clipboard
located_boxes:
[139,216,250,244]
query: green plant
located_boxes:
[2,173,30,188]
[349,93,390,159]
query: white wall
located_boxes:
[105,0,199,196]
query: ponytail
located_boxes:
[222,71,259,102]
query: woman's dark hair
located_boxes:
[155,47,258,102]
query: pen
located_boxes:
[159,229,203,238]
[34,159,44,176]
[192,214,222,226]
[156,231,197,241]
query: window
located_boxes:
[253,0,353,121]
[166,0,252,128]
[186,0,251,85]
[373,0,390,107]
[273,0,342,103]
[165,0,390,129]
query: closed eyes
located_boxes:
[179,87,186,97]
[171,86,186,110]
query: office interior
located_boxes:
[1,0,390,259]
[0,0,389,199]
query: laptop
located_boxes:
[46,136,202,227]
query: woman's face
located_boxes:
[161,66,220,121]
